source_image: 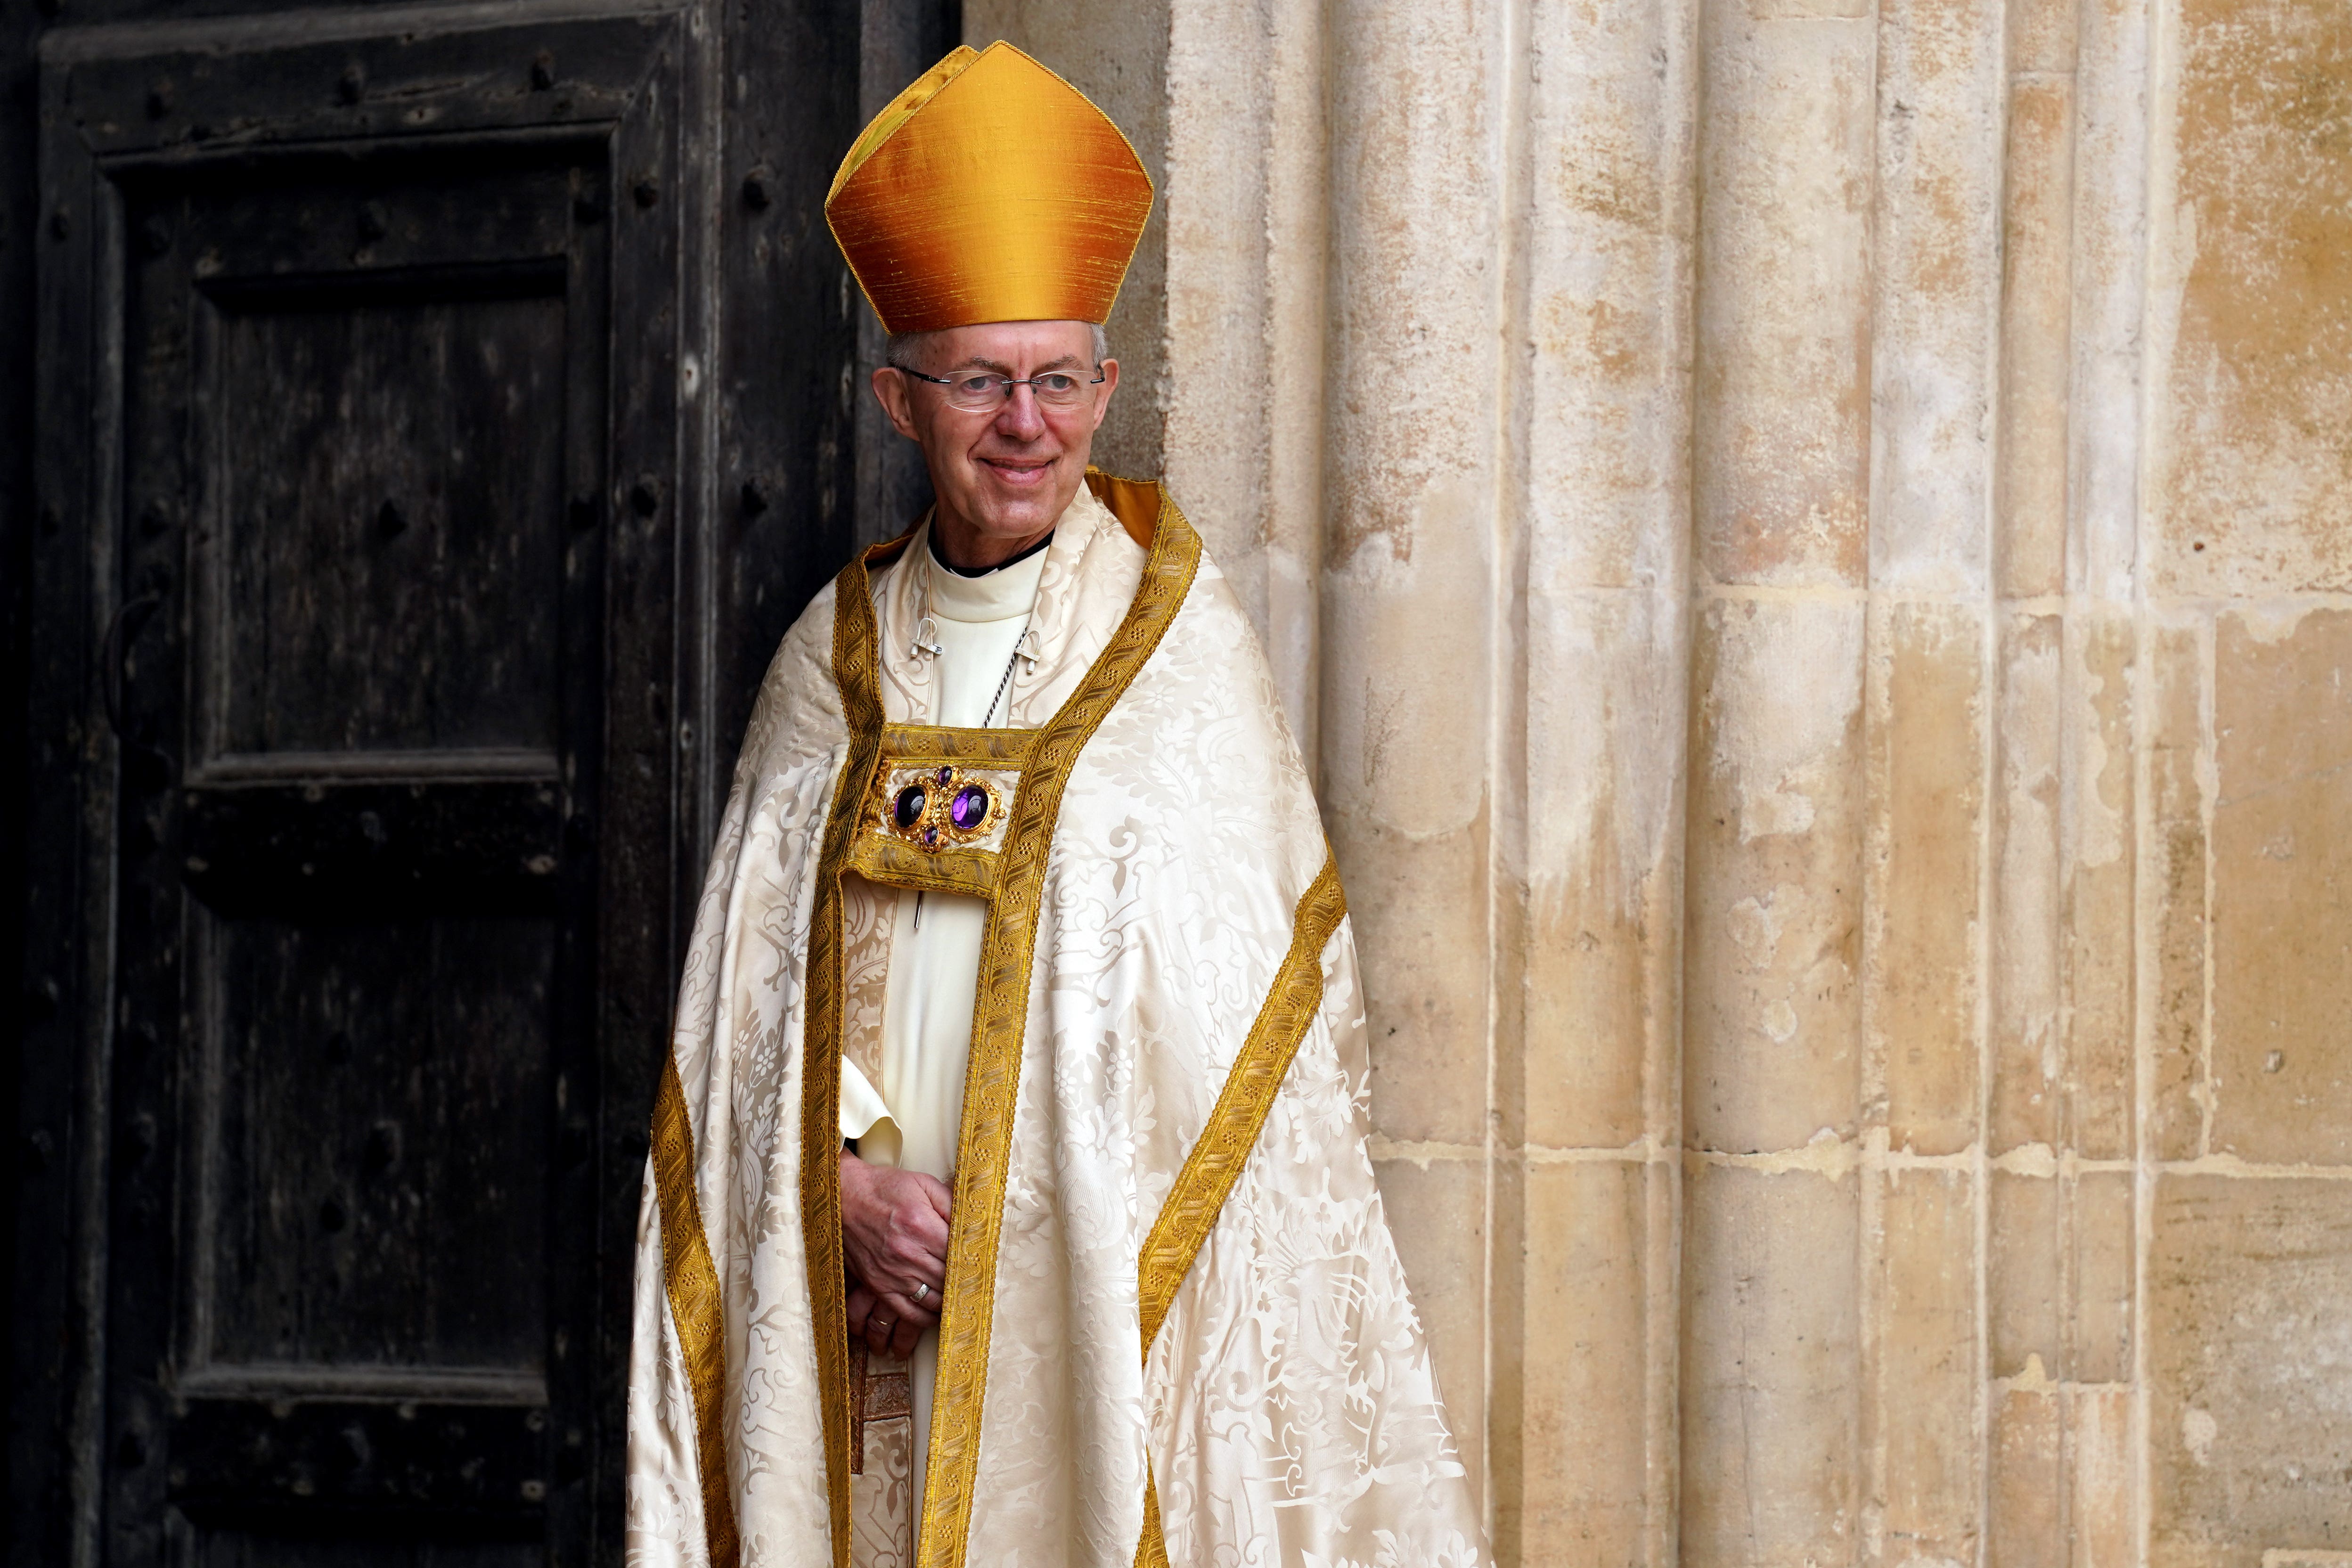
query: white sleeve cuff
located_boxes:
[840,1058,896,1143]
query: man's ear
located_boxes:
[871,366,922,441]
[1091,358,1119,432]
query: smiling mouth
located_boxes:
[980,458,1053,483]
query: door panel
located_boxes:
[199,912,555,1373]
[209,285,569,761]
[109,137,613,1566]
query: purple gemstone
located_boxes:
[936,765,954,785]
[893,784,928,829]
[950,783,990,832]
[923,826,939,846]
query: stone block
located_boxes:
[1520,0,1691,599]
[2071,1385,2132,1568]
[2072,1169,2133,1385]
[1507,1158,1666,1568]
[1347,821,1494,1146]
[1374,1152,1489,1512]
[1521,588,1683,1150]
[1694,3,1875,587]
[1867,0,2003,595]
[1870,1167,1980,1567]
[1315,0,1511,1132]
[1989,1383,2132,1568]
[2148,0,2352,596]
[1686,596,1866,1154]
[1988,1168,2132,1382]
[1990,1169,2060,1378]
[1994,74,2075,598]
[2062,611,2135,1161]
[2150,1175,2352,1568]
[1989,1382,2062,1568]
[2149,616,2211,1161]
[1867,600,1986,1154]
[1682,1162,1860,1568]
[1993,612,2063,1152]
[1322,487,1494,1147]
[2059,0,2153,602]
[2210,609,2352,1164]
[2006,0,2078,74]
[1321,0,1503,578]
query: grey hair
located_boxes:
[886,321,1110,373]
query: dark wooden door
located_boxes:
[10,0,917,1562]
[109,129,620,1568]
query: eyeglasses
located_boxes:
[895,364,1105,413]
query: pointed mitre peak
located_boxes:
[825,41,1155,335]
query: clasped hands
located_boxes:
[841,1148,953,1359]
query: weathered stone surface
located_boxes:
[1867,600,1985,1154]
[1989,1167,2132,1385]
[1990,1169,2061,1379]
[2149,616,2211,1162]
[1317,0,1503,1153]
[1505,1159,1667,1567]
[2210,609,2352,1164]
[2148,0,2352,596]
[1867,0,2002,593]
[1521,0,1693,596]
[1343,816,1493,1146]
[2150,1176,2352,1568]
[1993,611,2064,1154]
[2007,0,2078,72]
[2072,1387,2134,1568]
[2063,612,2136,1163]
[1683,1163,1860,1568]
[1988,1382,2063,1568]
[1686,596,1866,1154]
[2072,1170,2134,1386]
[1694,0,1874,587]
[1869,1167,1980,1568]
[1989,1382,2132,1568]
[1521,588,1683,1151]
[1995,71,2074,599]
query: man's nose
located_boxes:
[993,384,1047,439]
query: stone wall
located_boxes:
[964,1,2352,1562]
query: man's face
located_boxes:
[871,319,1118,558]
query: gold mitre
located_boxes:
[825,42,1154,335]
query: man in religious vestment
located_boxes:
[625,41,1487,1568]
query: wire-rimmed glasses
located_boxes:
[895,364,1106,413]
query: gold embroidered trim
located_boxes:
[1130,849,1348,1568]
[849,1340,869,1476]
[1136,1471,1169,1568]
[881,723,1039,766]
[801,540,905,1567]
[846,833,1000,898]
[652,1052,741,1568]
[919,489,1203,1568]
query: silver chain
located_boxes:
[981,637,1023,727]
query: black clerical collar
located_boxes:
[929,524,1055,578]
